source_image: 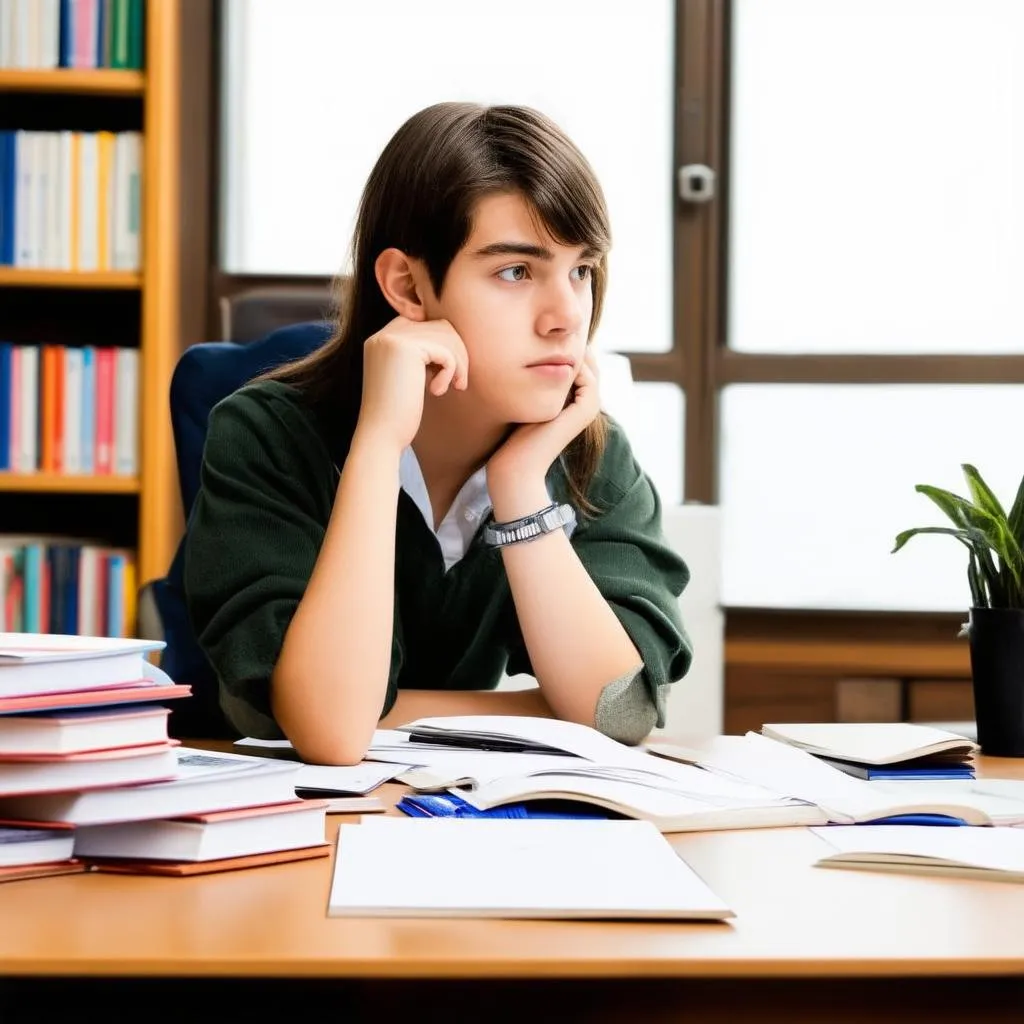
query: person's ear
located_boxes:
[375,248,433,322]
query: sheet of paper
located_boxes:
[812,824,1024,873]
[398,715,656,768]
[235,737,294,750]
[328,817,733,920]
[295,763,402,795]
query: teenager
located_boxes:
[184,102,691,764]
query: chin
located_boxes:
[505,396,569,424]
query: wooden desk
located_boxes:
[1,755,1023,1022]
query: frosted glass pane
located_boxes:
[615,382,684,507]
[222,0,674,353]
[730,0,1024,354]
[719,385,1024,611]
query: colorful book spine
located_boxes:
[0,131,142,270]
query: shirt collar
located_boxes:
[399,446,492,537]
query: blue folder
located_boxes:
[397,792,611,820]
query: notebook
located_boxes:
[812,825,1024,882]
[760,723,978,766]
[328,818,734,920]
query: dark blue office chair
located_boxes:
[151,320,333,738]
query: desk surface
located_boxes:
[1,753,1024,980]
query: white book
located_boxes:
[0,826,74,866]
[0,704,169,756]
[35,131,50,267]
[39,0,59,68]
[14,131,33,266]
[760,722,978,766]
[813,824,1024,883]
[77,133,99,271]
[125,132,141,269]
[0,0,10,67]
[0,747,305,825]
[0,741,177,796]
[0,632,164,698]
[44,132,62,267]
[14,0,29,68]
[73,799,328,862]
[113,347,137,474]
[77,546,101,635]
[111,133,141,269]
[328,818,734,920]
[56,130,73,269]
[63,347,83,472]
[17,345,37,471]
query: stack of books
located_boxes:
[0,632,328,879]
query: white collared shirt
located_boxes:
[399,447,493,571]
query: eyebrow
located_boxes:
[471,242,600,261]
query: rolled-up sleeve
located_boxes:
[507,421,692,730]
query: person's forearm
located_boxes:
[491,482,642,726]
[272,432,399,764]
[379,687,554,728]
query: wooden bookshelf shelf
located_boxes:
[0,269,142,289]
[0,69,145,96]
[0,473,141,494]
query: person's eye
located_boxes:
[496,265,528,283]
[571,264,593,282]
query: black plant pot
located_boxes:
[968,607,1024,757]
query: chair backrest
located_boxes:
[156,320,332,738]
[220,284,334,346]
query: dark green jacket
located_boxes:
[183,380,692,739]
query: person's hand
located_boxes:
[486,349,601,517]
[355,316,469,454]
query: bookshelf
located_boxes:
[0,70,145,96]
[0,1,214,630]
[0,269,142,288]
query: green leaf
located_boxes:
[914,485,974,529]
[892,526,973,555]
[962,464,1007,521]
[967,550,987,608]
[1008,473,1024,546]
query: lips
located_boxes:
[527,358,575,368]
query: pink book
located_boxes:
[95,348,115,475]
[73,0,98,69]
[0,682,190,714]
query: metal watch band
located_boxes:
[482,502,577,548]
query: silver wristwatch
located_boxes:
[482,502,577,548]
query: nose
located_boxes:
[536,279,584,338]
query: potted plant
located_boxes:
[894,464,1024,757]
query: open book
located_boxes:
[649,733,1024,826]
[760,722,978,766]
[390,716,826,833]
[812,825,1024,882]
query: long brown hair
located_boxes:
[267,102,612,511]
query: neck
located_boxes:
[412,392,508,529]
